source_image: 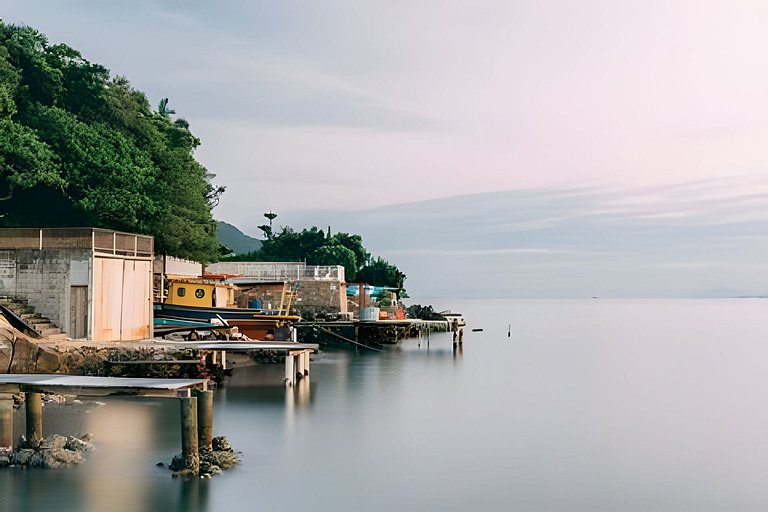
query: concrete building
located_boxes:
[204,262,348,315]
[0,228,154,341]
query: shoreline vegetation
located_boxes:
[0,22,454,479]
[0,21,408,296]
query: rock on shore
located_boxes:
[0,433,93,468]
[169,435,240,478]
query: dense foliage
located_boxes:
[0,22,224,262]
[226,225,407,296]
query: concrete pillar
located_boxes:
[459,328,464,343]
[285,353,295,386]
[196,390,213,451]
[180,396,199,460]
[25,392,43,443]
[302,350,310,376]
[0,394,14,448]
[221,351,227,370]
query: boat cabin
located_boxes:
[165,281,235,308]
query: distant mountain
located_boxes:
[216,221,262,255]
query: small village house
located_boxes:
[0,228,153,341]
[204,261,348,316]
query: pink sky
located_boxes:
[7,0,768,226]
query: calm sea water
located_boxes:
[3,299,768,512]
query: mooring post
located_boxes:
[303,350,310,376]
[196,390,213,451]
[285,352,295,386]
[0,394,14,448]
[25,392,43,443]
[180,396,199,461]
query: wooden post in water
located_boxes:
[300,350,309,376]
[285,352,295,386]
[0,394,13,448]
[196,390,213,451]
[25,392,43,443]
[180,396,199,461]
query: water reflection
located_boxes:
[285,378,312,431]
[15,301,768,511]
[177,478,209,512]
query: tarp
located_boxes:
[346,285,397,297]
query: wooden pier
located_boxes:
[0,374,209,467]
[296,319,449,351]
[152,340,319,386]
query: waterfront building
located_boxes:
[0,228,153,341]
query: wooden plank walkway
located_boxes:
[152,340,319,352]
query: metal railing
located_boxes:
[0,228,153,258]
[206,262,345,281]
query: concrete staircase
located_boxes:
[0,296,69,341]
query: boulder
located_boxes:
[211,436,233,452]
[170,453,200,475]
[11,449,34,465]
[40,434,67,450]
[44,448,84,467]
[0,448,11,467]
[64,436,90,452]
[35,346,61,373]
[207,450,239,469]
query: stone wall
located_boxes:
[234,280,347,315]
[233,283,285,309]
[295,279,346,314]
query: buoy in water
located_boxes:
[472,328,483,332]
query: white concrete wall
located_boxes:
[164,256,203,277]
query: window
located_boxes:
[177,288,186,297]
[195,288,205,299]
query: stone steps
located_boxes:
[0,296,66,340]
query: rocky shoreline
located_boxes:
[0,433,93,468]
[167,435,240,478]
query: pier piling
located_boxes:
[0,394,13,448]
[196,391,213,451]
[285,352,295,386]
[180,396,199,461]
[25,392,43,443]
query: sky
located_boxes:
[6,1,768,297]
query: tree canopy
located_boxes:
[226,224,406,296]
[0,22,224,262]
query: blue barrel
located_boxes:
[248,299,263,309]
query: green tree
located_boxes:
[0,21,224,262]
[254,226,326,262]
[357,257,407,297]
[328,232,369,273]
[311,244,357,280]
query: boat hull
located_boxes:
[153,303,299,340]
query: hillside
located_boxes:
[0,22,223,262]
[217,221,262,255]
